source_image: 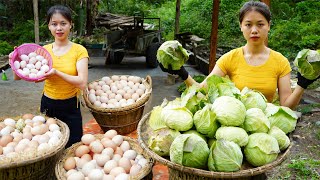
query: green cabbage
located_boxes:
[268,126,290,151]
[215,127,249,147]
[244,108,270,133]
[265,105,298,134]
[148,127,181,156]
[208,139,243,172]
[156,40,189,70]
[206,75,241,103]
[160,99,194,131]
[148,102,167,130]
[212,96,246,126]
[193,104,219,138]
[170,134,209,169]
[244,133,280,167]
[240,87,267,111]
[183,129,207,142]
[293,49,320,80]
[181,85,207,114]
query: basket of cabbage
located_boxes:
[137,75,296,179]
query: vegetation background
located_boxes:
[0,0,319,179]
[0,0,319,61]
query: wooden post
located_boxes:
[33,0,40,44]
[86,0,93,36]
[174,0,181,40]
[209,0,219,72]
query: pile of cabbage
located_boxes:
[147,75,298,172]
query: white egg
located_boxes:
[29,57,37,65]
[94,101,102,107]
[102,76,111,82]
[33,115,46,123]
[88,94,97,103]
[35,61,42,70]
[49,124,60,131]
[14,61,20,69]
[29,73,37,79]
[36,55,44,61]
[42,59,48,65]
[20,60,27,68]
[36,71,45,77]
[67,171,85,180]
[4,118,16,127]
[111,75,120,81]
[30,69,39,74]
[20,54,29,61]
[41,65,50,72]
[26,64,35,70]
[22,68,30,75]
[28,52,37,58]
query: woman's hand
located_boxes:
[297,72,320,89]
[35,68,56,83]
[8,49,22,80]
[159,63,189,80]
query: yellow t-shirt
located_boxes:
[217,47,291,102]
[43,43,89,100]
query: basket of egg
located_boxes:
[55,130,154,180]
[83,75,152,135]
[0,114,69,180]
[9,43,52,82]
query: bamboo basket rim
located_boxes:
[137,112,292,178]
[0,116,70,169]
[55,134,154,180]
[83,75,152,113]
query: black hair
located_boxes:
[46,5,72,24]
[239,1,271,23]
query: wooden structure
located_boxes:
[95,13,135,30]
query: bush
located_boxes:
[0,41,13,56]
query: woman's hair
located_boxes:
[46,5,72,24]
[239,1,271,23]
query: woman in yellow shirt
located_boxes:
[160,1,319,110]
[10,5,89,147]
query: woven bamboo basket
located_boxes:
[83,75,152,135]
[137,112,292,180]
[0,117,69,180]
[55,134,154,180]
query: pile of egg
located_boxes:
[63,130,149,180]
[0,114,62,157]
[87,75,147,109]
[13,52,50,79]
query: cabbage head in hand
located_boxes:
[157,40,189,70]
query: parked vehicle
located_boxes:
[97,13,162,68]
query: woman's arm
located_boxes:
[45,58,89,90]
[197,65,225,88]
[278,74,304,109]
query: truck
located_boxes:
[96,13,162,68]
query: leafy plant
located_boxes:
[178,74,206,94]
[287,158,320,179]
[0,41,13,56]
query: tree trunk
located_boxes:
[86,0,93,36]
[209,0,219,72]
[33,0,40,44]
[174,0,181,40]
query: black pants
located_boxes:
[40,95,83,148]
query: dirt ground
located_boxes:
[0,55,319,179]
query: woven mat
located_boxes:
[83,118,169,180]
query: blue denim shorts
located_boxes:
[40,95,83,148]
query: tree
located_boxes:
[33,0,40,43]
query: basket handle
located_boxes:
[145,75,152,87]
